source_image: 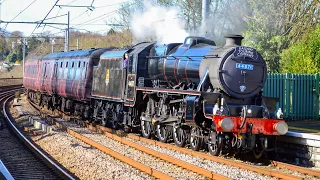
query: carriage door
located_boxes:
[41,62,47,91]
[52,61,58,94]
[124,54,137,106]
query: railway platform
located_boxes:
[0,160,14,180]
[276,120,320,168]
[287,120,320,134]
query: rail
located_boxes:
[96,125,320,180]
[27,93,320,179]
[30,101,230,180]
[0,78,23,87]
[2,94,74,180]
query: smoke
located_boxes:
[129,0,249,45]
[130,1,189,44]
[191,0,250,45]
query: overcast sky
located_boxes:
[0,0,128,36]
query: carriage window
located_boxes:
[78,61,81,67]
[66,62,68,67]
[72,62,74,68]
[83,62,85,67]
[60,62,63,67]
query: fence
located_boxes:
[263,74,320,120]
[0,78,23,87]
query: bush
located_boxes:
[6,53,17,63]
[280,25,320,74]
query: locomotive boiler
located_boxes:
[24,34,288,159]
[148,35,266,99]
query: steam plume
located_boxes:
[130,1,189,44]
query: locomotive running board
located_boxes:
[136,87,201,96]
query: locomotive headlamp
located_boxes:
[219,118,234,132]
[274,122,288,135]
[247,109,252,114]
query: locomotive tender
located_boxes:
[24,35,288,158]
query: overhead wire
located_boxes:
[94,2,128,9]
[30,0,59,36]
[40,13,67,21]
[69,0,100,22]
[71,10,89,21]
[70,1,131,24]
[70,10,118,28]
[3,0,38,31]
[41,6,61,33]
[72,1,135,27]
[67,0,78,5]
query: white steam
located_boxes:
[130,2,189,44]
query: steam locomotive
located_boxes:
[24,35,288,158]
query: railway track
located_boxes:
[0,89,74,180]
[28,100,229,180]
[26,98,320,180]
[90,124,320,180]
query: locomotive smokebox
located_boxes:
[200,34,267,99]
[224,34,243,46]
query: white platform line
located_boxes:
[0,160,14,180]
[286,131,320,141]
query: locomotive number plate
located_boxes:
[236,63,254,70]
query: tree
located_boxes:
[280,24,320,74]
[107,28,116,36]
[242,0,288,72]
[6,52,17,63]
[0,35,9,59]
[242,0,319,73]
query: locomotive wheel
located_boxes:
[208,130,222,156]
[111,110,119,129]
[101,118,107,127]
[141,120,152,138]
[173,124,187,147]
[156,124,169,143]
[190,127,202,151]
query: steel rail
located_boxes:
[31,101,230,180]
[28,102,175,180]
[28,96,320,180]
[56,122,174,180]
[96,125,308,180]
[271,161,320,178]
[52,120,229,180]
[0,85,23,91]
[85,124,230,180]
[3,95,75,180]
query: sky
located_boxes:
[0,0,128,37]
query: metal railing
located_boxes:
[264,73,320,120]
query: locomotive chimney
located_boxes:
[224,34,244,46]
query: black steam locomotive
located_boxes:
[24,35,288,158]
